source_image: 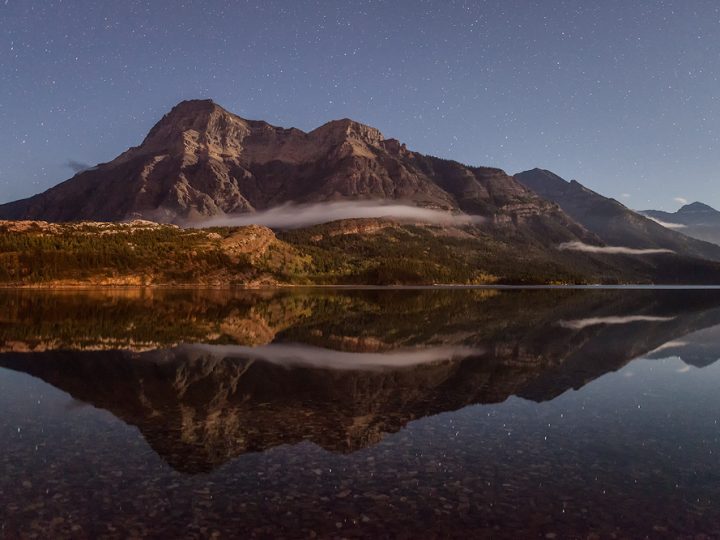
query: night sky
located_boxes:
[1,0,719,210]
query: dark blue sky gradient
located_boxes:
[1,0,719,210]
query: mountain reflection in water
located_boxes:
[2,288,720,537]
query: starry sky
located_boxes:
[1,0,719,210]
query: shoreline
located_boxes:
[2,283,720,291]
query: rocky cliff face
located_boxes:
[0,100,583,236]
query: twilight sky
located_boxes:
[1,0,719,210]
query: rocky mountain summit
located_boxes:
[0,99,574,229]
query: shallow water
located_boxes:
[1,288,720,538]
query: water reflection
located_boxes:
[2,288,720,536]
[0,290,720,538]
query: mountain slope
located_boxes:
[515,168,720,262]
[641,202,720,246]
[0,219,310,286]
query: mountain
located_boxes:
[641,202,720,246]
[0,99,631,285]
[515,168,720,262]
[4,101,720,284]
[0,99,580,229]
[645,324,720,368]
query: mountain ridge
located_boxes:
[0,99,563,226]
[642,201,720,246]
[515,168,720,262]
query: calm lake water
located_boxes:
[2,288,720,538]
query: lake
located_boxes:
[1,288,720,538]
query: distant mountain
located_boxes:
[641,202,720,246]
[515,168,720,262]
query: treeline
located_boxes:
[281,225,493,284]
[0,227,239,284]
[0,220,594,286]
[281,223,589,285]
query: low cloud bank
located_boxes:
[185,343,484,370]
[644,215,686,230]
[647,340,688,355]
[558,241,674,255]
[558,315,676,330]
[65,160,94,173]
[188,201,483,229]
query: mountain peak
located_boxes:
[135,99,251,158]
[517,169,606,199]
[153,99,228,126]
[148,98,234,128]
[310,118,384,146]
[518,168,568,183]
[172,98,217,111]
[527,167,552,175]
[678,202,718,214]
[515,169,571,196]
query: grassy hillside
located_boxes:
[279,221,591,284]
[0,219,590,286]
[2,218,720,286]
[0,220,309,286]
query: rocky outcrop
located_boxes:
[220,225,277,262]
